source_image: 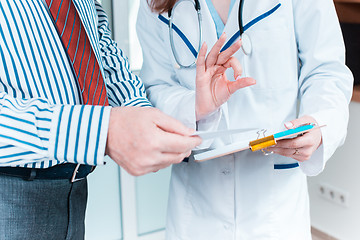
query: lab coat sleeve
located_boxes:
[136,0,222,147]
[293,0,353,176]
[95,1,152,108]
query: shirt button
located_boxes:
[224,224,230,229]
[221,169,231,175]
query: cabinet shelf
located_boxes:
[334,0,360,102]
[334,1,360,23]
[335,0,360,3]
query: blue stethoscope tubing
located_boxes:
[238,0,245,35]
[168,0,247,69]
[238,0,252,55]
[168,0,202,68]
[164,0,282,68]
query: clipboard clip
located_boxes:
[250,129,275,156]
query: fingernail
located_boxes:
[284,122,294,129]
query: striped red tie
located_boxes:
[45,0,108,106]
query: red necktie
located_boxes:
[45,0,108,106]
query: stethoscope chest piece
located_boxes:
[241,33,252,55]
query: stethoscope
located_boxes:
[168,0,252,69]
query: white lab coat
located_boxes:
[137,0,353,239]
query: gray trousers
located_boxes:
[0,174,88,240]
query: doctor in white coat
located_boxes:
[137,0,353,239]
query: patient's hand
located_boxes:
[106,107,202,176]
[195,33,256,121]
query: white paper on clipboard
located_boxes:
[191,128,258,140]
[193,139,251,162]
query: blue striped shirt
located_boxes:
[0,0,151,168]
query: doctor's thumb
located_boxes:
[284,121,295,129]
[285,117,308,129]
[228,77,256,94]
[285,115,315,129]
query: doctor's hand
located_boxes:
[270,115,322,162]
[106,107,202,176]
[195,33,256,121]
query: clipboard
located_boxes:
[191,128,258,140]
[194,123,326,162]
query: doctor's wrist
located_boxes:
[195,107,220,122]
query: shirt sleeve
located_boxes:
[95,1,152,108]
[293,0,353,176]
[0,92,111,167]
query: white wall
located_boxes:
[308,101,360,240]
[85,158,123,240]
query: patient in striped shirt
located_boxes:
[0,0,242,237]
[0,0,201,239]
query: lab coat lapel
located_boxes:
[242,0,281,27]
[166,0,219,54]
[222,0,281,44]
[222,0,240,45]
